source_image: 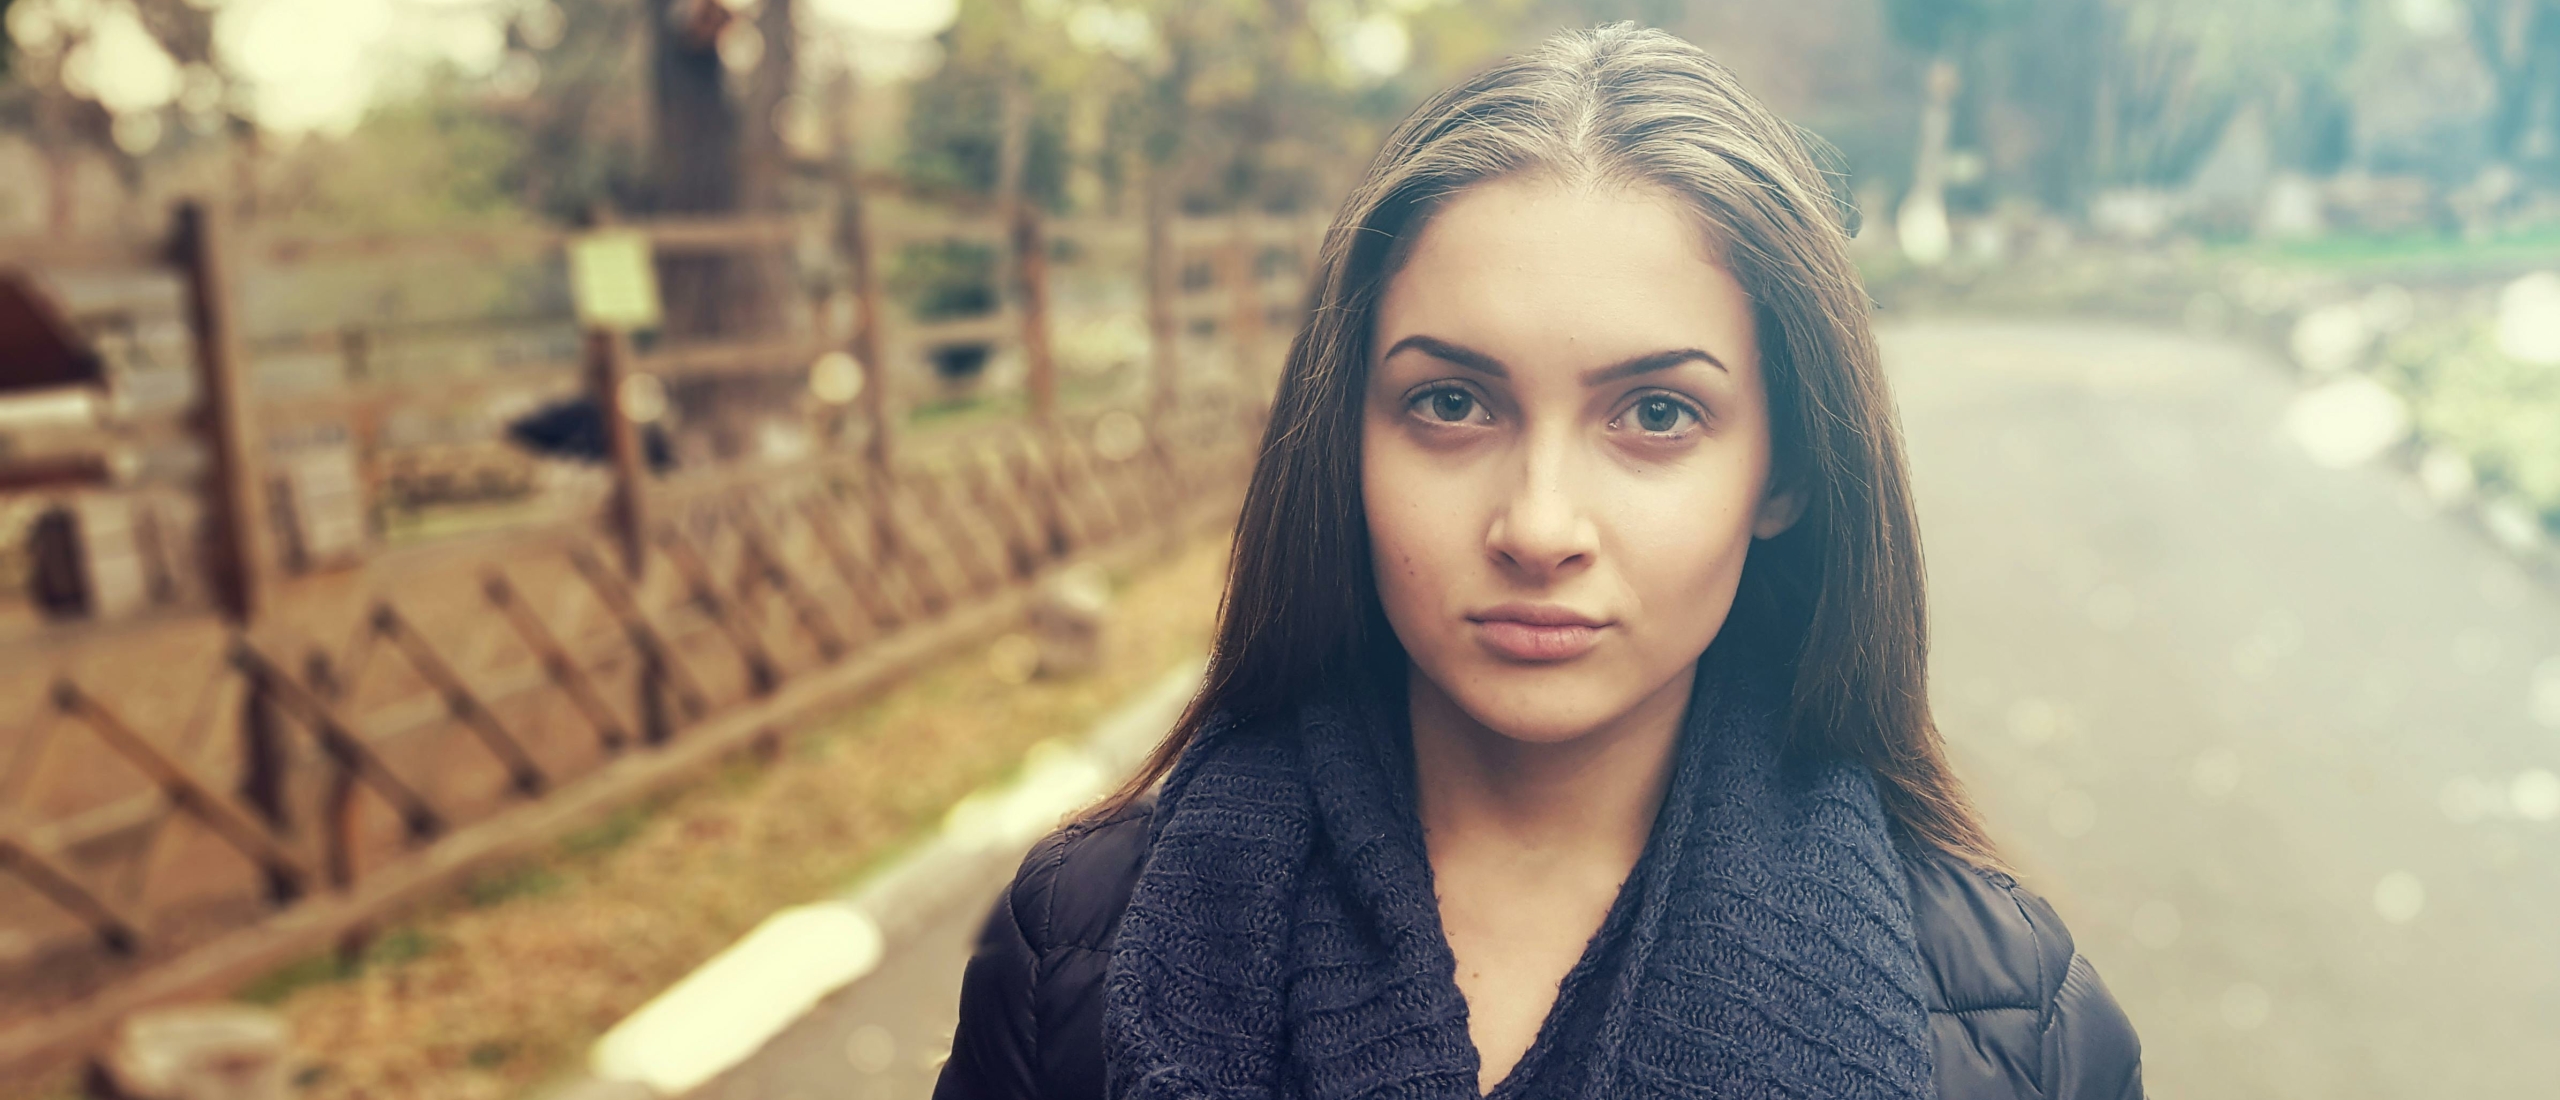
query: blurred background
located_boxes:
[0,1,2554,1098]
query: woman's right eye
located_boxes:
[1412,386,1480,423]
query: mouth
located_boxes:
[1467,603,1612,663]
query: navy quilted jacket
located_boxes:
[934,800,2144,1100]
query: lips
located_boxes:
[1468,602,1611,662]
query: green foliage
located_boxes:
[2104,0,2364,184]
[560,801,656,858]
[2215,223,2560,274]
[1881,0,2030,54]
[2378,320,2560,522]
[462,862,567,908]
[261,67,529,233]
[890,239,1001,321]
[240,0,646,232]
[508,0,653,221]
[235,927,442,1004]
[900,64,1073,205]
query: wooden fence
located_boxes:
[0,191,1320,1079]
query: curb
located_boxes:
[532,657,1205,1100]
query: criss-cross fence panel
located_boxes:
[0,196,1313,1081]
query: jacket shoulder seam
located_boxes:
[1933,1003,2039,1018]
[1021,804,1151,953]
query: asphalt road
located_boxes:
[1896,318,2559,1100]
[704,317,2560,1100]
[684,878,1000,1100]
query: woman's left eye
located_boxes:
[1407,386,1483,424]
[1618,394,1703,436]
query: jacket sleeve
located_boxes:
[2046,951,2144,1100]
[933,876,1043,1100]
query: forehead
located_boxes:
[1372,176,1756,376]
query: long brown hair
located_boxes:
[1096,22,1998,867]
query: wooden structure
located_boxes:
[0,192,1323,1081]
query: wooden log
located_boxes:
[482,572,634,755]
[1013,433,1086,555]
[902,465,1006,596]
[835,477,947,614]
[370,604,550,797]
[634,336,834,382]
[728,502,855,658]
[960,446,1044,580]
[50,682,312,904]
[796,492,921,628]
[1049,426,1131,544]
[567,546,714,724]
[0,818,146,954]
[655,523,782,696]
[228,641,443,843]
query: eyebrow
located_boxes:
[1381,334,1726,384]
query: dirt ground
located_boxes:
[9,532,1234,1100]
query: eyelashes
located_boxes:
[1400,383,1710,439]
[1614,394,1705,436]
[1410,383,1489,425]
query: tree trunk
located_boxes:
[649,0,743,338]
[996,75,1059,425]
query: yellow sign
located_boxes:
[569,230,663,331]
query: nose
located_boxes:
[1485,429,1597,581]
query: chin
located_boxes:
[1435,665,1641,745]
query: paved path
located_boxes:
[707,317,2560,1100]
[681,880,997,1100]
[1894,318,2559,1100]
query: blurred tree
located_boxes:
[0,0,223,232]
[1958,0,2107,211]
[255,71,528,233]
[2470,0,2560,175]
[2097,0,2361,189]
[499,0,655,223]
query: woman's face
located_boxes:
[1362,175,1800,745]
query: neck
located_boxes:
[1405,661,1696,866]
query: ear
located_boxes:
[1752,480,1806,539]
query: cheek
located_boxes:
[1605,465,1763,623]
[1361,423,1463,612]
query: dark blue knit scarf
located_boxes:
[1103,653,1938,1100]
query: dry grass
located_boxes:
[11,533,1232,1100]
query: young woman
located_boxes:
[935,23,2142,1100]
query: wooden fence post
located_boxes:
[832,74,894,477]
[1226,212,1264,391]
[1143,168,1179,421]
[584,327,650,579]
[175,199,266,622]
[832,73,901,573]
[175,199,299,838]
[582,321,674,743]
[337,326,384,532]
[1014,206,1058,426]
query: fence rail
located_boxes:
[0,185,1317,1080]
